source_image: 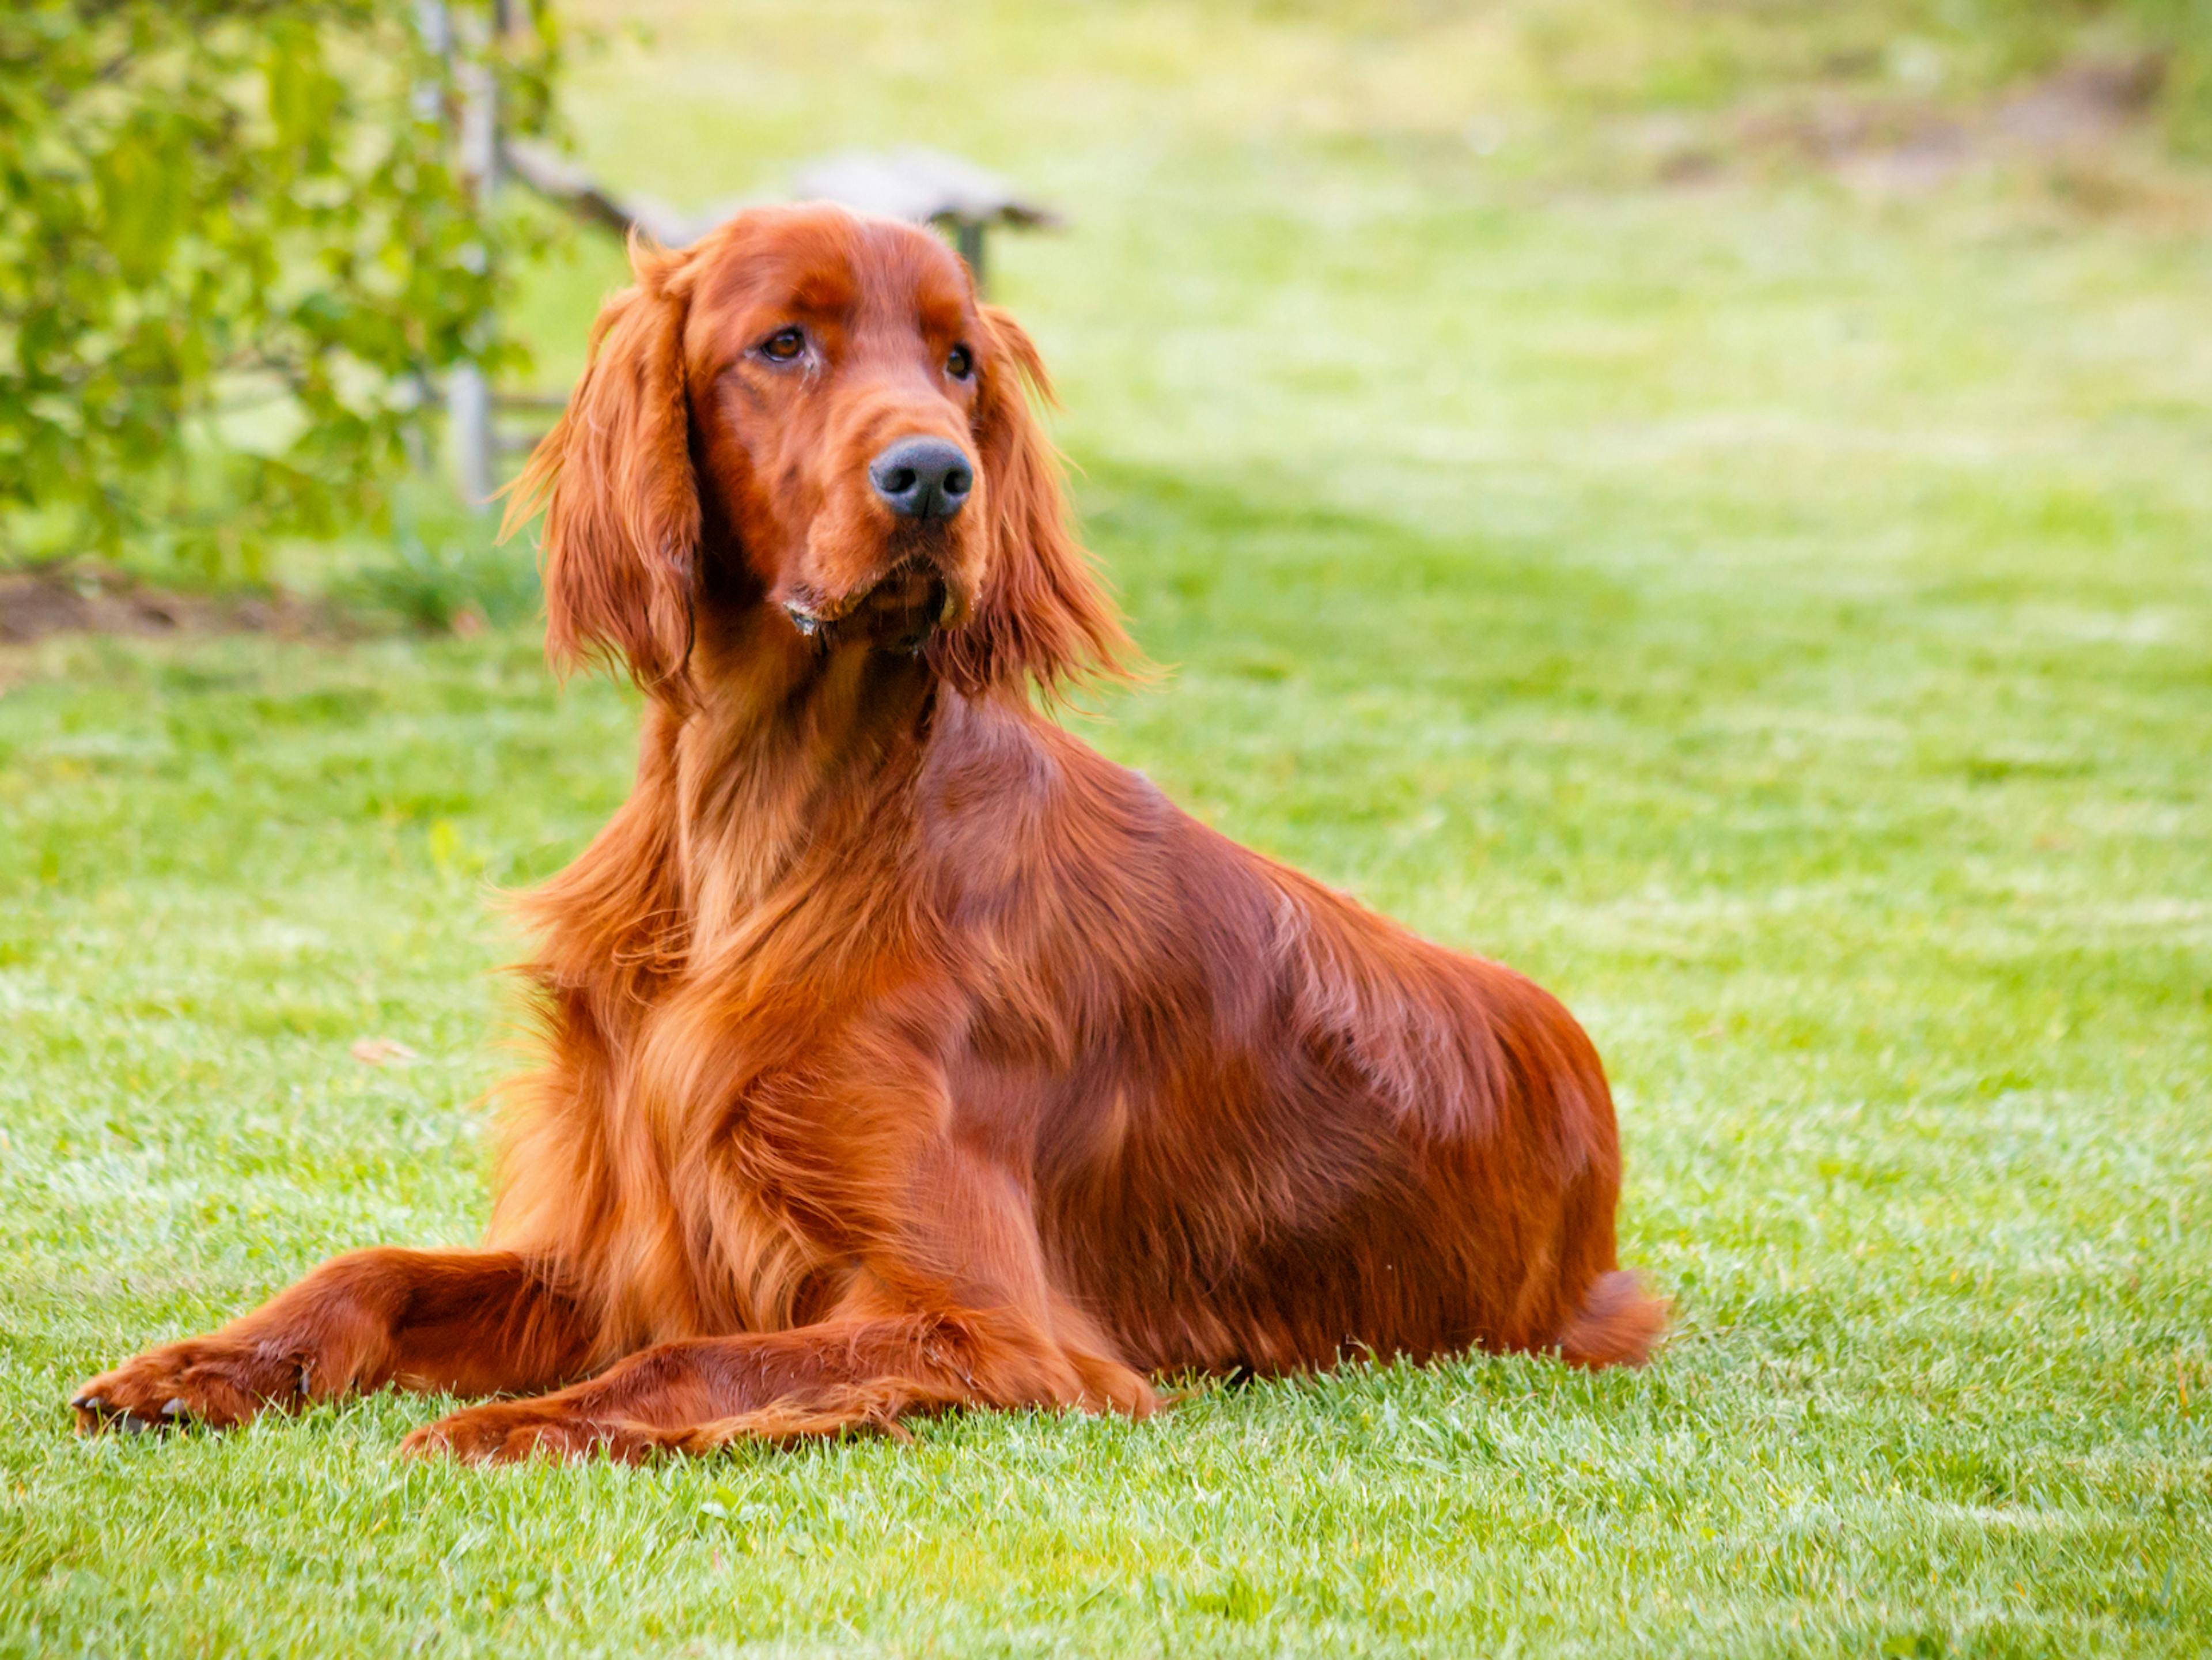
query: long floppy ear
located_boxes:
[502,236,698,697]
[931,305,1131,703]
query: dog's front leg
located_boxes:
[401,1297,1153,1464]
[71,1248,596,1434]
[406,1130,1155,1464]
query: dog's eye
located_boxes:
[759,327,806,363]
[945,345,974,381]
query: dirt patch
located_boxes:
[1830,52,2168,196]
[0,563,342,646]
[1997,54,2166,150]
[1644,51,2183,202]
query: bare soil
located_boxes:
[0,564,340,646]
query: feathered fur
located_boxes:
[72,206,1661,1462]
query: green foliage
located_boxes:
[331,494,544,632]
[0,2,564,582]
[2139,0,2212,153]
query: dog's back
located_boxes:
[923,699,1663,1375]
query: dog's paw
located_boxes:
[71,1338,305,1436]
[402,1399,663,1465]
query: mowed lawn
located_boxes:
[5,3,2212,1655]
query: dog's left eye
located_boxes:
[944,345,974,381]
[758,327,806,363]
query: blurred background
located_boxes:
[6,1,2209,628]
[6,5,2211,1653]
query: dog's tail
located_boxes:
[1555,1269,1668,1368]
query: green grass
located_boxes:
[6,2,2212,1654]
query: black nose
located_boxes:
[869,437,973,521]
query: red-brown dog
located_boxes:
[74,206,1662,1461]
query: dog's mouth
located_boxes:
[783,562,957,656]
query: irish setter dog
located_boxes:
[73,205,1662,1461]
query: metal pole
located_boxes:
[413,0,449,114]
[449,0,501,511]
[955,218,987,297]
[408,1,450,476]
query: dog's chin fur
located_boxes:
[781,555,959,655]
[795,569,950,654]
[854,564,954,653]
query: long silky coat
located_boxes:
[73,206,1663,1460]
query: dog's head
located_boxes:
[507,204,1126,703]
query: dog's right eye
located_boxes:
[757,327,806,363]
